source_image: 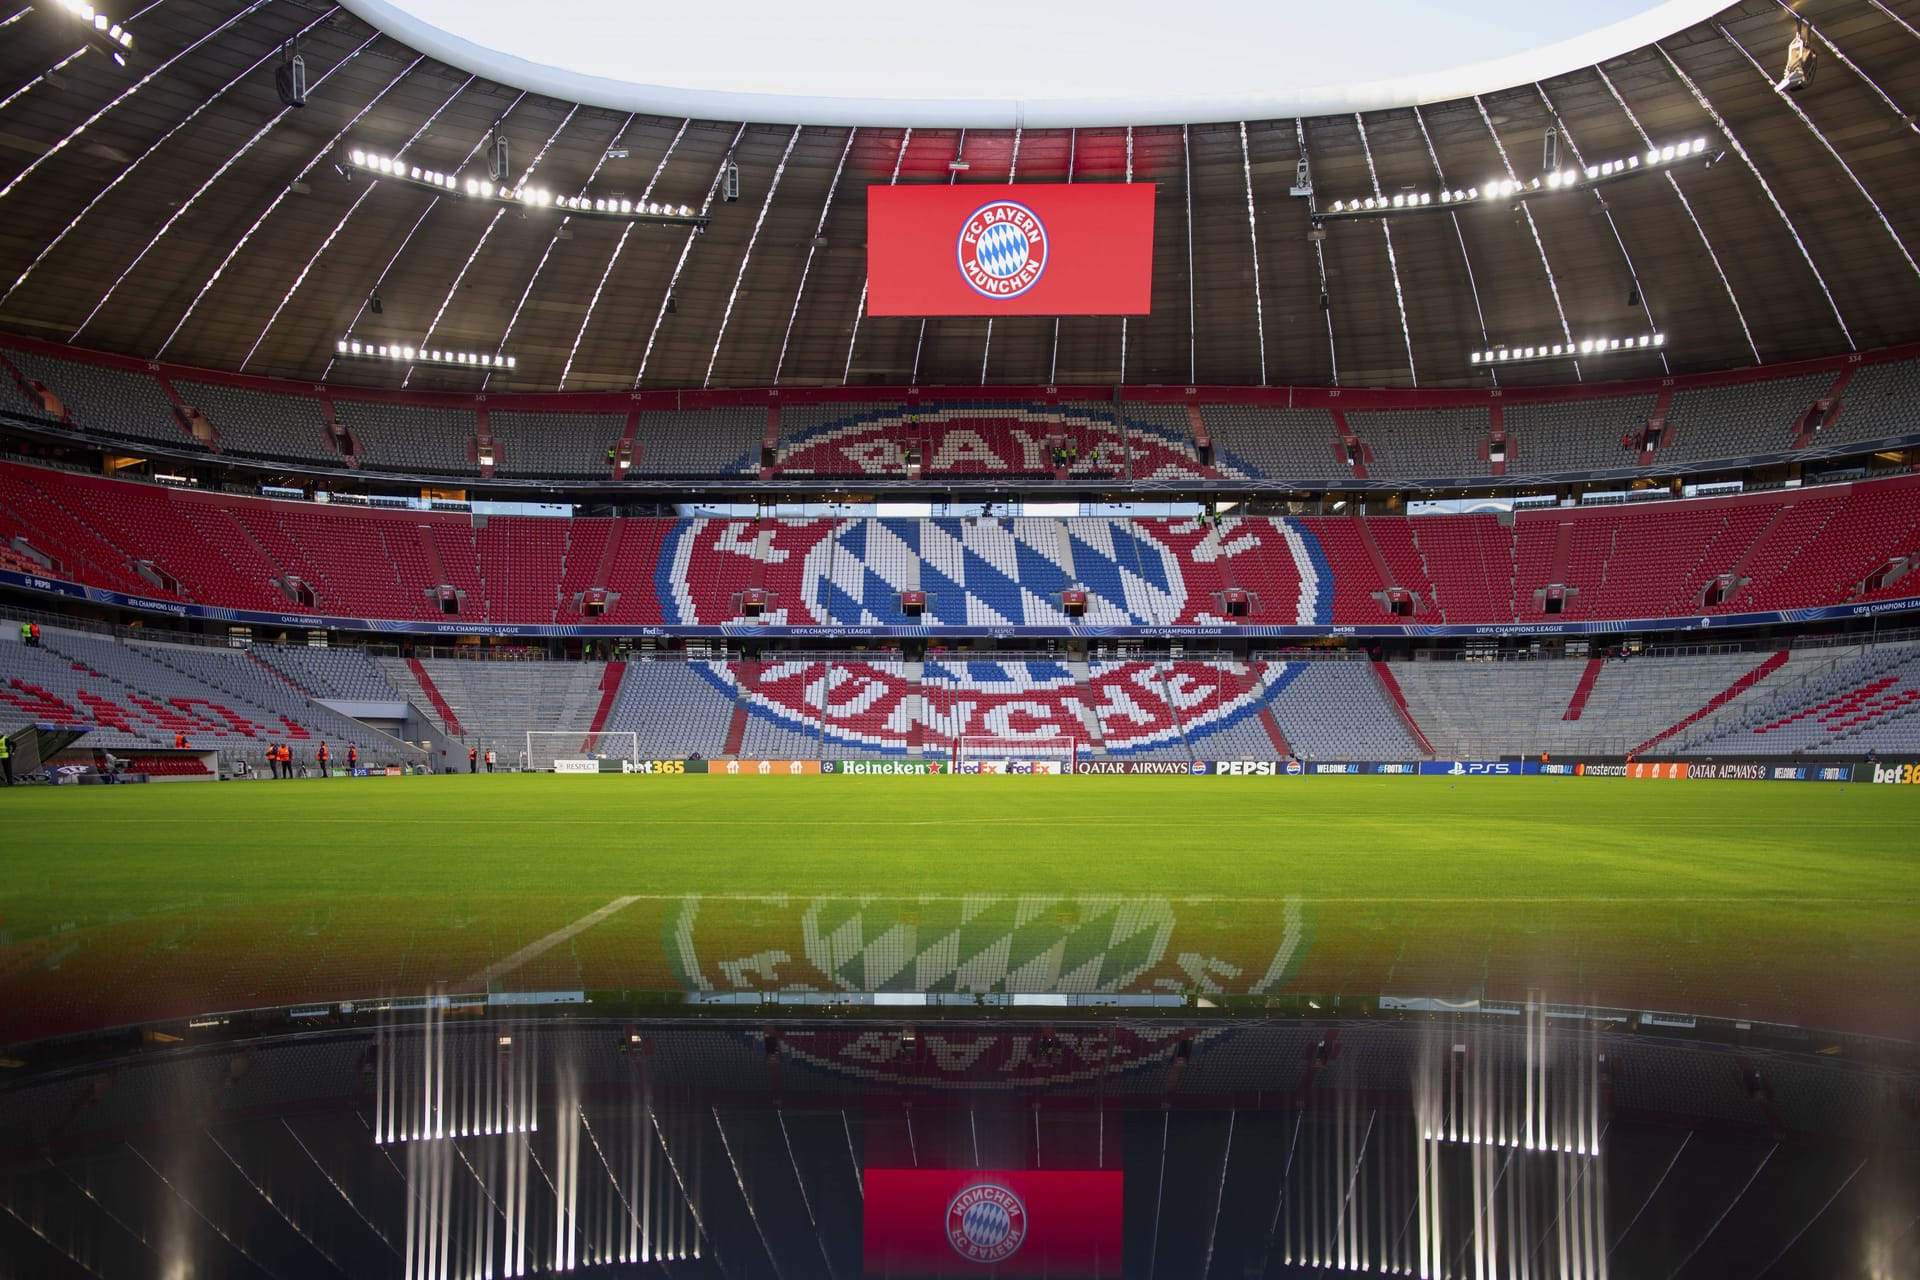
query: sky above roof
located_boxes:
[346,0,1731,126]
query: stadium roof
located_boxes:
[0,0,1916,394]
[343,0,1728,128]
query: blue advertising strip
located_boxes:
[4,566,1918,639]
[1417,761,1533,776]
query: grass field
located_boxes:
[1,774,1916,1043]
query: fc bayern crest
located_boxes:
[947,1184,1028,1263]
[957,201,1048,299]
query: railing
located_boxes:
[1249,647,1366,662]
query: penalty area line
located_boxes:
[464,895,640,988]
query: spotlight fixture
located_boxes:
[1470,333,1665,366]
[54,0,134,62]
[1321,139,1712,220]
[335,339,516,370]
[346,146,709,226]
[723,159,741,203]
[368,292,382,315]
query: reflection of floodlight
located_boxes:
[1778,21,1815,93]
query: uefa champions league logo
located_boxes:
[947,1184,1027,1263]
[957,201,1048,298]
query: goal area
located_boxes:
[522,730,639,773]
[952,736,1080,775]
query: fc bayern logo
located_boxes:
[957,201,1048,299]
[947,1184,1027,1264]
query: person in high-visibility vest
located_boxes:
[469,745,478,773]
[347,745,359,770]
[18,622,29,646]
[485,749,495,773]
[266,743,280,780]
[0,730,13,787]
[175,731,189,750]
[317,742,330,776]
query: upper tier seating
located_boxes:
[1664,374,1834,463]
[172,379,336,462]
[2,347,196,448]
[630,408,762,475]
[487,411,623,478]
[3,460,1918,628]
[1822,358,1920,447]
[334,399,478,475]
[774,402,1203,480]
[1197,406,1339,478]
[1500,394,1658,475]
[1348,408,1490,479]
[2,339,1914,482]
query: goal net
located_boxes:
[522,730,639,773]
[953,736,1080,775]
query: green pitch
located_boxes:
[1,774,1915,1044]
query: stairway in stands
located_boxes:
[1068,659,1109,756]
[1371,660,1434,757]
[375,656,464,755]
[1562,658,1606,721]
[722,660,761,757]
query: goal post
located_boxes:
[953,736,1080,774]
[522,730,639,773]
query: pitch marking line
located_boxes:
[466,895,640,987]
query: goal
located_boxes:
[522,730,639,773]
[953,736,1080,775]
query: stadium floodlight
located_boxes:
[1319,138,1712,222]
[54,0,135,64]
[346,144,710,226]
[1471,333,1664,366]
[337,338,516,371]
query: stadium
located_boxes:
[0,0,1916,1275]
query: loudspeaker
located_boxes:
[274,51,307,108]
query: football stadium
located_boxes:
[0,0,1917,1275]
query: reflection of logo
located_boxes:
[958,202,1048,299]
[947,1184,1027,1263]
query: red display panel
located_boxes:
[862,1168,1122,1276]
[867,185,1155,317]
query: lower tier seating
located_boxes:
[0,626,424,767]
